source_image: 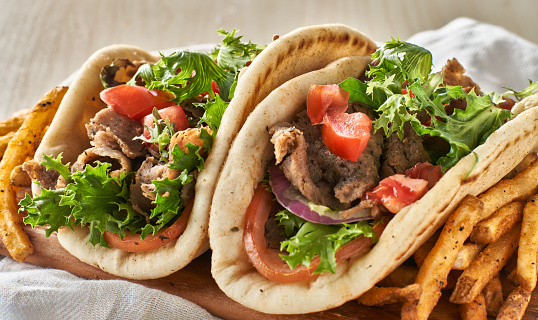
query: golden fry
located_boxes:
[516,194,538,292]
[450,223,521,304]
[496,286,531,320]
[401,195,484,320]
[377,264,419,288]
[482,275,503,317]
[358,284,421,306]
[458,293,487,320]
[0,132,15,159]
[0,86,68,262]
[478,159,538,220]
[413,228,440,268]
[453,242,486,270]
[0,108,30,136]
[470,201,524,244]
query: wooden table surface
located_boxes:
[2,1,538,319]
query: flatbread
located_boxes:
[209,54,538,312]
[33,45,205,280]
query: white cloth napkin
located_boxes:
[407,17,538,93]
[1,17,538,320]
[0,257,220,320]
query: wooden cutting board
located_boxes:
[1,226,537,319]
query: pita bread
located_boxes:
[31,45,204,280]
[209,53,538,312]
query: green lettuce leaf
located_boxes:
[135,108,176,161]
[167,142,206,173]
[369,39,433,92]
[20,187,74,237]
[128,50,235,103]
[502,80,538,101]
[409,85,511,168]
[276,210,377,274]
[210,28,265,73]
[20,156,141,247]
[196,93,228,132]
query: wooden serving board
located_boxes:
[1,226,537,319]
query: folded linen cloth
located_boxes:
[1,17,537,320]
[0,257,220,320]
[407,17,538,94]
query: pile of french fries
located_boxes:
[0,86,67,262]
[359,156,538,319]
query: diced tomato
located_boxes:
[365,175,429,214]
[197,80,220,99]
[100,85,175,119]
[211,80,220,95]
[321,111,372,161]
[103,199,193,252]
[243,186,387,283]
[401,88,415,98]
[142,105,190,139]
[405,162,444,189]
[307,84,350,125]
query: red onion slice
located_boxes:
[268,162,375,225]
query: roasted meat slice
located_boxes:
[71,146,132,179]
[86,107,146,158]
[22,159,60,190]
[270,107,383,209]
[379,122,432,179]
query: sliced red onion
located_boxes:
[268,162,375,225]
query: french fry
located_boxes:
[478,159,538,221]
[482,274,503,317]
[377,264,419,288]
[469,201,524,244]
[357,284,421,306]
[401,195,484,320]
[413,228,440,268]
[0,132,15,159]
[0,86,68,262]
[0,108,30,136]
[458,293,487,320]
[496,286,532,320]
[453,243,486,270]
[450,223,521,304]
[516,194,538,292]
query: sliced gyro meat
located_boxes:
[71,146,132,179]
[86,107,147,158]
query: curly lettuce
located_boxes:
[339,39,536,170]
[276,210,377,274]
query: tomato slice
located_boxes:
[103,199,193,252]
[100,85,174,119]
[142,105,190,139]
[321,111,372,161]
[405,162,443,189]
[365,174,429,214]
[307,84,350,125]
[244,186,387,283]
